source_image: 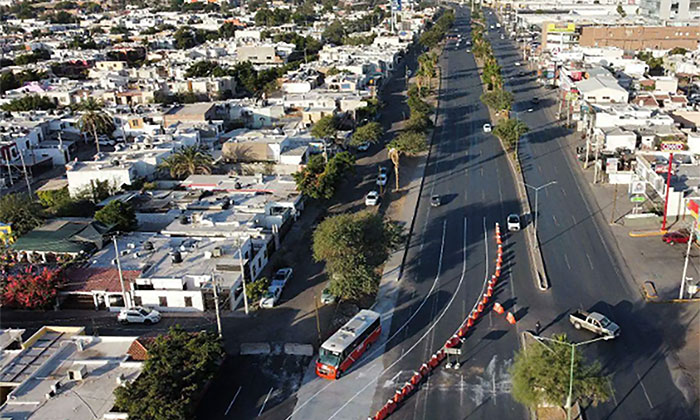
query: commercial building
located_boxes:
[639,0,700,21]
[579,26,700,50]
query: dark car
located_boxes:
[531,97,540,104]
[430,195,441,207]
[662,230,691,245]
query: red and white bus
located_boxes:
[316,309,382,380]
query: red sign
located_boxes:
[688,199,699,220]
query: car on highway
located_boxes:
[569,310,620,339]
[356,142,370,152]
[376,173,388,186]
[662,229,691,245]
[514,61,521,66]
[117,307,161,325]
[260,287,283,308]
[507,214,520,231]
[365,191,380,206]
[321,283,336,305]
[483,123,492,132]
[430,195,442,207]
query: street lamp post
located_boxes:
[532,334,612,420]
[522,181,557,247]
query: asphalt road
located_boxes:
[367,7,533,420]
[483,8,695,420]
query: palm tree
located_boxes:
[417,52,438,91]
[387,131,427,190]
[77,98,114,155]
[158,145,214,179]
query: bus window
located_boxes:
[319,348,342,367]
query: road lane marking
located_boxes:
[564,253,571,270]
[258,387,273,417]
[325,218,470,420]
[586,253,594,270]
[552,214,558,226]
[288,221,449,420]
[571,215,576,225]
[607,378,618,406]
[635,371,654,409]
[225,386,242,416]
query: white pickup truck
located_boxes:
[569,310,620,339]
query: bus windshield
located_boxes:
[319,348,341,367]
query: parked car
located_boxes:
[514,61,521,66]
[365,191,380,206]
[272,268,293,287]
[569,310,620,339]
[321,283,336,305]
[430,195,442,207]
[483,123,492,132]
[379,166,388,177]
[376,173,388,186]
[117,307,161,325]
[260,287,283,308]
[662,230,691,245]
[507,214,520,231]
[357,142,371,152]
[531,97,540,104]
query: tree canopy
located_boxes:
[292,151,354,200]
[158,146,214,179]
[1,95,56,112]
[389,131,428,156]
[114,327,224,420]
[311,115,339,140]
[0,193,44,236]
[493,118,529,151]
[95,200,137,231]
[351,122,383,146]
[511,334,611,411]
[313,211,403,300]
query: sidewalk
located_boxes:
[560,131,700,410]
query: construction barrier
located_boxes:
[506,312,516,325]
[410,372,421,386]
[393,390,403,404]
[386,399,396,414]
[477,301,485,313]
[419,363,430,377]
[493,302,504,314]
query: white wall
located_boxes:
[66,167,134,197]
[134,289,205,312]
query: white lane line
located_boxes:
[225,386,242,416]
[564,253,571,270]
[538,165,542,173]
[480,167,484,177]
[325,218,470,420]
[552,214,558,226]
[636,371,655,409]
[287,221,449,420]
[586,253,594,270]
[258,387,273,417]
[460,374,465,407]
[571,215,576,225]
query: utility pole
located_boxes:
[610,184,618,224]
[18,150,32,197]
[211,272,223,338]
[238,243,249,315]
[523,181,557,249]
[4,149,13,186]
[313,294,322,345]
[679,220,697,299]
[661,152,673,231]
[112,236,129,307]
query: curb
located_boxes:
[628,230,667,238]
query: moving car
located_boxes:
[376,173,388,186]
[118,307,161,325]
[483,123,492,132]
[514,61,521,66]
[662,230,691,245]
[365,191,380,206]
[507,214,520,231]
[430,195,442,207]
[379,166,388,177]
[321,283,336,305]
[569,310,620,339]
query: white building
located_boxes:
[576,74,629,104]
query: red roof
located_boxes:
[61,267,140,293]
[127,337,156,361]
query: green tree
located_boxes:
[388,131,428,190]
[185,60,221,78]
[351,122,383,146]
[77,98,114,155]
[417,52,438,91]
[158,146,213,179]
[616,4,626,17]
[480,89,513,112]
[312,211,402,301]
[246,276,270,303]
[1,95,56,112]
[292,152,354,199]
[218,22,236,39]
[511,334,611,412]
[0,72,20,95]
[174,27,204,49]
[0,193,44,236]
[669,47,688,56]
[493,118,528,151]
[311,115,338,142]
[322,21,346,45]
[95,200,137,231]
[114,327,224,420]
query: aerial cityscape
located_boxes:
[0,0,698,419]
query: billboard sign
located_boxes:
[546,23,576,33]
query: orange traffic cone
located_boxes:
[493,302,504,314]
[506,312,516,325]
[467,317,474,327]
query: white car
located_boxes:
[376,173,388,186]
[514,61,521,66]
[117,307,161,325]
[260,287,282,308]
[365,190,380,206]
[466,48,471,53]
[271,267,293,288]
[357,142,371,152]
[507,214,521,231]
[483,123,492,133]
